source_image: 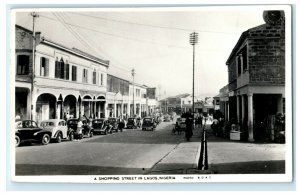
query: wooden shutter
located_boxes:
[66,63,69,80]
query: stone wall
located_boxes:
[248,23,285,84]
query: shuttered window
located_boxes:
[93,70,97,84]
[17,55,30,75]
[72,66,77,81]
[82,69,88,83]
[40,57,49,77]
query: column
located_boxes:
[127,103,130,117]
[89,101,92,118]
[114,102,117,117]
[76,100,79,118]
[94,101,97,118]
[227,101,230,121]
[236,95,240,125]
[248,93,254,142]
[277,95,283,113]
[26,90,31,119]
[241,95,245,130]
[138,103,142,117]
[104,102,108,118]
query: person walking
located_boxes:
[185,112,193,141]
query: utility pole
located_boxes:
[189,32,198,119]
[131,69,135,117]
[30,12,39,120]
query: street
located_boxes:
[16,121,188,175]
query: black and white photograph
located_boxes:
[11,5,292,183]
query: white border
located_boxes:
[10,5,293,183]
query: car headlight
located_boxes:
[33,132,38,136]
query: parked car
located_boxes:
[92,118,113,135]
[40,119,75,143]
[67,118,94,139]
[108,117,119,132]
[142,117,156,131]
[126,117,137,129]
[15,120,52,147]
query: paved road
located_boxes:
[15,121,187,175]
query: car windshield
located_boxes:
[68,120,78,124]
[144,118,151,122]
[93,120,103,124]
[128,118,134,122]
[41,122,55,127]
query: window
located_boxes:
[136,89,141,97]
[237,55,242,76]
[55,58,69,80]
[242,47,248,71]
[40,57,49,77]
[100,73,103,86]
[71,66,77,81]
[17,55,30,75]
[93,70,97,84]
[82,68,88,83]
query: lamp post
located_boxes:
[131,69,135,117]
[189,32,198,119]
[30,12,39,120]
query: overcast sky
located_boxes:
[15,6,267,98]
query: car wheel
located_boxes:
[41,134,50,145]
[56,133,62,143]
[69,132,74,141]
[89,131,94,138]
[15,135,20,147]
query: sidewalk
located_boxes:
[148,124,286,174]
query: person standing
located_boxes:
[185,112,193,141]
[76,118,83,140]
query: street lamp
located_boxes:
[131,69,135,117]
[30,12,39,120]
[189,32,198,118]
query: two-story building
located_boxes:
[226,10,285,142]
[15,25,109,123]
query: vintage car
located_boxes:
[108,117,119,132]
[172,117,186,134]
[163,114,171,122]
[92,118,113,135]
[15,120,52,147]
[126,117,137,129]
[67,118,94,139]
[142,117,156,131]
[40,119,75,143]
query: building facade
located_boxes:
[15,25,109,123]
[225,10,285,142]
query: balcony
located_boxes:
[34,76,106,93]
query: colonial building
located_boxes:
[225,10,285,142]
[15,25,109,123]
[105,74,158,118]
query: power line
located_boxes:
[60,13,132,71]
[39,14,191,50]
[70,12,239,35]
[51,13,132,73]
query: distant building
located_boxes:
[225,10,285,142]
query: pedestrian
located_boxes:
[76,118,83,141]
[63,112,67,121]
[66,112,70,121]
[185,112,193,141]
